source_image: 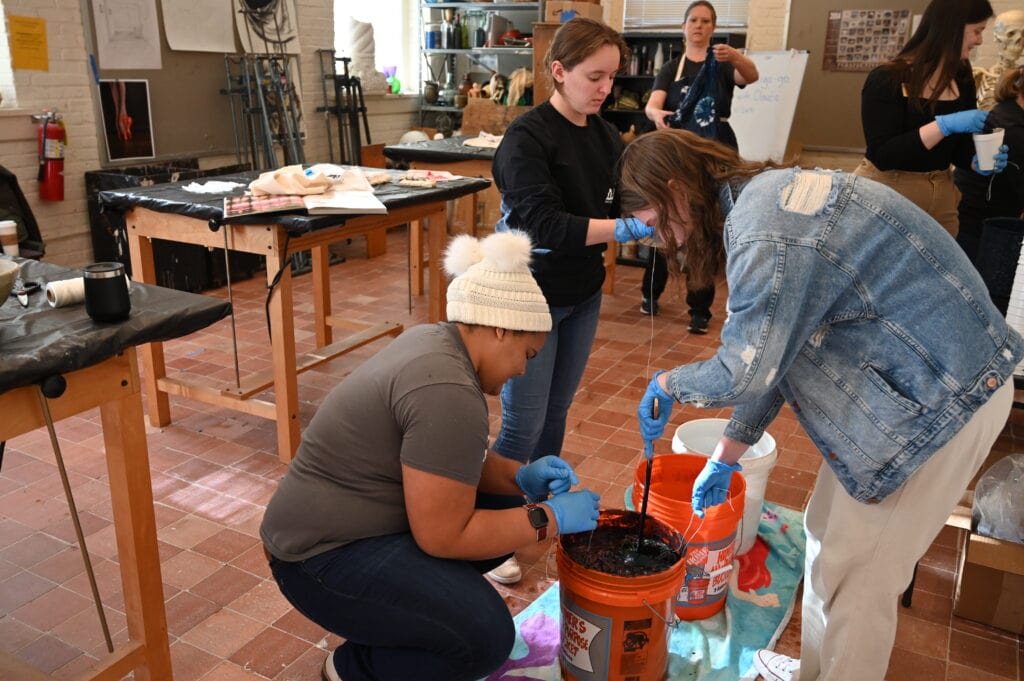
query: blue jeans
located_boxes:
[268,534,513,681]
[493,288,602,464]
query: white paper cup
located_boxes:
[0,220,18,257]
[973,128,1005,172]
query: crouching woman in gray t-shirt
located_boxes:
[260,230,601,681]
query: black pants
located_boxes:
[642,248,714,317]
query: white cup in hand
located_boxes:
[973,128,1005,172]
[0,220,19,257]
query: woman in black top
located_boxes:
[641,0,758,333]
[486,18,654,585]
[853,0,996,237]
[954,66,1024,266]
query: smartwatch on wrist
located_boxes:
[525,503,549,541]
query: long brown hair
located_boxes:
[619,129,783,289]
[885,0,993,112]
[995,66,1024,103]
[545,17,629,93]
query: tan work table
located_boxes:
[383,136,617,292]
[98,169,491,462]
[0,257,230,681]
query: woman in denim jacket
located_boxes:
[622,129,1023,681]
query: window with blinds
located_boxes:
[623,0,750,31]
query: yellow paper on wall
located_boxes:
[8,16,48,71]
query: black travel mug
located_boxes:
[83,262,131,322]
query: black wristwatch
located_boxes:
[525,503,549,541]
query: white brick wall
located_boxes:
[1,0,102,267]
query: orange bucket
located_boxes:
[557,509,686,681]
[632,454,745,620]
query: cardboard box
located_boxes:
[952,512,1024,634]
[545,1,605,23]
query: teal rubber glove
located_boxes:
[639,371,674,457]
[543,490,601,535]
[691,459,743,517]
[934,109,988,136]
[614,217,655,243]
[516,455,579,501]
[972,145,1010,176]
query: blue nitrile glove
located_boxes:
[972,145,1010,176]
[543,490,601,535]
[691,459,743,517]
[639,371,675,457]
[934,109,989,136]
[614,217,655,243]
[516,455,580,500]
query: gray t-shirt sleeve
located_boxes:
[395,381,489,485]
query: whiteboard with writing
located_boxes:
[731,51,810,162]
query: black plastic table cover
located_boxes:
[0,258,231,393]
[383,136,497,164]
[97,167,492,235]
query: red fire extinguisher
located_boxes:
[34,110,66,201]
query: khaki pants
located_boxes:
[798,380,1012,681]
[852,158,960,237]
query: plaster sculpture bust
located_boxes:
[345,18,390,95]
[974,10,1024,111]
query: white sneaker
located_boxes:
[487,556,522,585]
[322,649,343,681]
[753,649,800,681]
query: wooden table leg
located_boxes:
[99,348,171,681]
[410,218,424,296]
[127,214,171,427]
[266,251,302,461]
[366,230,387,258]
[427,206,449,323]
[311,244,332,347]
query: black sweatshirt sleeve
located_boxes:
[492,120,593,254]
[860,68,928,170]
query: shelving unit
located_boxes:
[419,1,542,134]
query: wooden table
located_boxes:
[0,258,230,681]
[99,169,491,462]
[384,137,617,293]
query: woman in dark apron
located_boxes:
[639,0,757,333]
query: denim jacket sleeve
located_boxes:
[663,222,841,445]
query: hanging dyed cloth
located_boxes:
[667,46,719,141]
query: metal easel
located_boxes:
[316,50,372,165]
[222,2,306,170]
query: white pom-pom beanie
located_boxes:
[444,230,551,332]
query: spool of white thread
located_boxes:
[46,278,86,308]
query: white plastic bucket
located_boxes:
[671,418,778,556]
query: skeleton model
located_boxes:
[974,10,1024,111]
[345,18,390,95]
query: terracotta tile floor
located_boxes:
[1,227,1022,680]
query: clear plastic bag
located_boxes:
[972,453,1024,544]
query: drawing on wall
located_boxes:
[92,0,162,69]
[162,0,236,53]
[235,0,301,55]
[99,79,155,161]
[823,9,912,72]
